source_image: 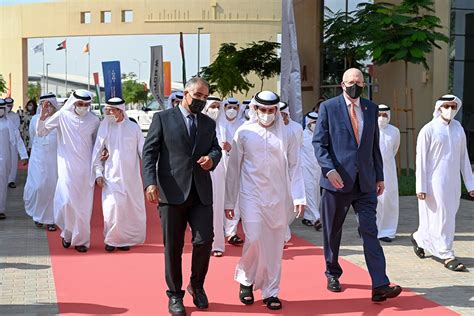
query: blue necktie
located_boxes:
[188,114,197,146]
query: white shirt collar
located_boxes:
[343,93,360,107]
[178,104,193,117]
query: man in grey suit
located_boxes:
[142,77,222,315]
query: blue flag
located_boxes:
[102,61,122,101]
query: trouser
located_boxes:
[159,183,214,298]
[320,178,390,289]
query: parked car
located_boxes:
[126,100,164,136]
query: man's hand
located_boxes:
[294,205,305,218]
[197,156,213,170]
[40,102,52,121]
[327,171,344,189]
[100,148,109,161]
[376,181,385,196]
[225,209,234,220]
[96,177,105,188]
[470,191,474,198]
[417,192,426,200]
[20,159,28,166]
[222,142,232,152]
[146,185,159,203]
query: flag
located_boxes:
[56,40,66,51]
[83,42,89,54]
[179,32,186,87]
[93,72,102,114]
[33,43,43,54]
[280,0,303,123]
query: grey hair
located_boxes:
[185,77,210,91]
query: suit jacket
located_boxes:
[312,94,383,193]
[142,106,222,205]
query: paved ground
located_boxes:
[1,169,473,315]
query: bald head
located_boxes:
[342,68,364,84]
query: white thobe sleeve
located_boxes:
[92,139,105,179]
[15,131,28,160]
[393,128,400,156]
[137,128,145,160]
[28,117,37,145]
[224,132,243,210]
[287,132,306,206]
[36,111,61,137]
[460,131,474,192]
[415,127,429,193]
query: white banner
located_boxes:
[280,0,303,123]
[150,45,165,107]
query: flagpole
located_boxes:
[65,44,68,95]
[87,38,91,91]
[42,38,45,93]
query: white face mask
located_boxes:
[0,108,5,117]
[257,112,275,127]
[440,107,456,121]
[226,108,238,120]
[105,114,117,123]
[27,105,33,111]
[75,106,89,117]
[207,108,219,121]
[378,116,389,129]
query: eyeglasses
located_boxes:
[343,81,365,87]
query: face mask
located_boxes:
[257,112,275,127]
[0,109,5,117]
[105,114,117,123]
[440,107,456,121]
[226,108,238,120]
[188,97,207,114]
[378,116,389,129]
[75,106,89,117]
[207,108,219,120]
[344,84,363,99]
[244,109,250,120]
[27,105,33,111]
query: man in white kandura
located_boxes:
[225,91,306,310]
[202,96,227,257]
[412,94,474,272]
[279,101,305,243]
[37,89,100,253]
[376,104,400,242]
[5,98,21,188]
[0,99,28,220]
[222,97,246,247]
[24,94,60,231]
[301,111,323,231]
[92,97,146,252]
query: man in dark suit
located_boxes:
[313,68,402,302]
[142,77,222,315]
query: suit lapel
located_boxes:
[172,106,192,147]
[339,94,357,144]
[360,99,370,146]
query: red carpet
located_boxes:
[47,187,458,315]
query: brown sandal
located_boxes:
[212,251,223,257]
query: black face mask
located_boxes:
[188,97,207,114]
[344,84,363,99]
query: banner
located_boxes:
[280,0,303,123]
[149,45,165,107]
[179,32,186,88]
[102,61,122,101]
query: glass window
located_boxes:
[122,10,133,23]
[101,11,112,23]
[80,11,91,24]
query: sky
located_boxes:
[0,0,55,5]
[28,34,210,84]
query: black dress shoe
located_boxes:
[62,238,71,248]
[314,219,323,231]
[8,182,16,188]
[327,276,341,292]
[105,244,116,252]
[168,296,186,315]
[379,237,393,243]
[0,213,5,220]
[372,285,402,302]
[187,284,209,309]
[75,245,88,253]
[118,246,130,251]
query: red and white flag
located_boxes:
[56,40,66,51]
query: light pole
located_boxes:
[46,63,51,93]
[197,27,203,76]
[133,59,147,81]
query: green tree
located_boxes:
[0,74,6,94]
[200,43,253,98]
[27,82,42,101]
[122,72,149,106]
[239,41,281,91]
[355,0,448,104]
